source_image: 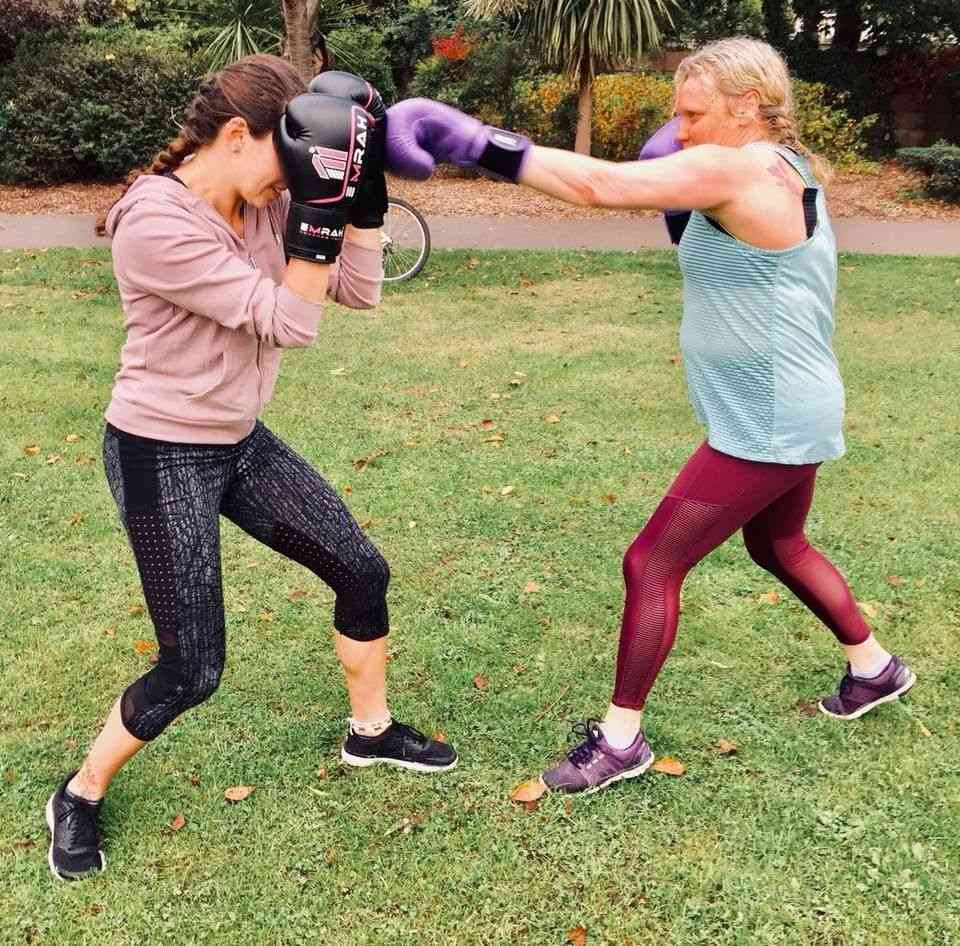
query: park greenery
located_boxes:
[2,246,959,944]
[0,0,957,184]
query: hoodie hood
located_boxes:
[105,173,242,245]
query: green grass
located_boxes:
[1,247,959,946]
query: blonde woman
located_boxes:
[383,37,915,794]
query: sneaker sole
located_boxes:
[45,794,106,882]
[340,749,458,773]
[817,671,917,721]
[540,752,655,796]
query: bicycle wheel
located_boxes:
[381,197,431,283]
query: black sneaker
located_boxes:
[341,719,458,773]
[45,771,105,881]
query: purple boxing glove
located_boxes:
[638,116,683,161]
[637,117,691,245]
[385,98,531,183]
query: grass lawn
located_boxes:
[1,247,958,946]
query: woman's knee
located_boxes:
[333,551,390,642]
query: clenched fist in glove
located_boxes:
[276,92,373,263]
[308,71,388,229]
[637,117,691,245]
[383,98,531,183]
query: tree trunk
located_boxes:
[574,70,592,155]
[794,1,823,44]
[832,0,863,51]
[281,0,317,82]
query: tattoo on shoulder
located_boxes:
[767,161,801,194]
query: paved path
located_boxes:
[1,213,958,255]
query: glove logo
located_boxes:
[310,145,348,182]
[300,221,344,239]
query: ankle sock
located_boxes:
[850,654,893,680]
[349,715,392,738]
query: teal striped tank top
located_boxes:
[676,144,845,465]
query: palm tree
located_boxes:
[467,0,676,154]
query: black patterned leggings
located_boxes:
[103,422,389,741]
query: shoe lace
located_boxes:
[390,720,427,747]
[57,797,99,850]
[566,718,604,767]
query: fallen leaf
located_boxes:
[65,513,84,526]
[128,604,145,617]
[64,434,80,443]
[886,575,906,587]
[479,419,496,430]
[467,257,480,270]
[545,414,560,424]
[433,731,447,743]
[288,589,309,602]
[23,443,40,457]
[46,453,63,464]
[484,433,506,444]
[513,663,527,674]
[343,484,353,494]
[857,601,878,619]
[353,450,386,472]
[567,925,588,946]
[330,367,346,376]
[918,722,932,738]
[914,579,926,588]
[408,521,417,529]
[169,813,186,831]
[523,799,539,812]
[258,610,273,622]
[359,518,373,529]
[133,640,155,654]
[794,700,818,717]
[224,785,254,803]
[74,453,93,466]
[758,591,781,605]
[473,674,489,691]
[12,839,36,850]
[623,447,632,456]
[716,739,738,755]
[457,359,469,368]
[522,581,541,594]
[669,355,681,366]
[509,377,524,386]
[652,757,686,777]
[500,485,515,496]
[600,492,617,505]
[13,472,28,480]
[103,627,115,637]
[509,778,546,803]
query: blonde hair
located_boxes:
[675,37,832,184]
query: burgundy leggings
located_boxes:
[613,442,871,709]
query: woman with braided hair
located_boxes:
[383,37,915,794]
[47,55,455,881]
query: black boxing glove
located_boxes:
[275,92,373,263]
[308,71,388,229]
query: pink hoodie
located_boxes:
[104,174,382,444]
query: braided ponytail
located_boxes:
[95,54,304,235]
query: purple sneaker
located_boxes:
[540,719,654,795]
[818,656,916,720]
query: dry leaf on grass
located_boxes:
[500,485,515,496]
[129,604,145,616]
[479,419,496,430]
[353,450,386,472]
[566,925,588,946]
[794,700,819,717]
[169,813,186,831]
[64,433,80,443]
[224,785,254,803]
[522,581,541,594]
[600,493,617,505]
[509,779,546,804]
[715,739,739,755]
[545,414,560,424]
[653,757,686,777]
[857,601,879,619]
[472,674,490,691]
[23,443,40,456]
[758,591,781,605]
[887,575,906,587]
[133,640,154,654]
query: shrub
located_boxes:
[408,31,529,127]
[324,26,397,105]
[897,141,960,202]
[592,73,675,160]
[0,26,199,184]
[0,0,79,63]
[792,80,877,169]
[507,75,578,150]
